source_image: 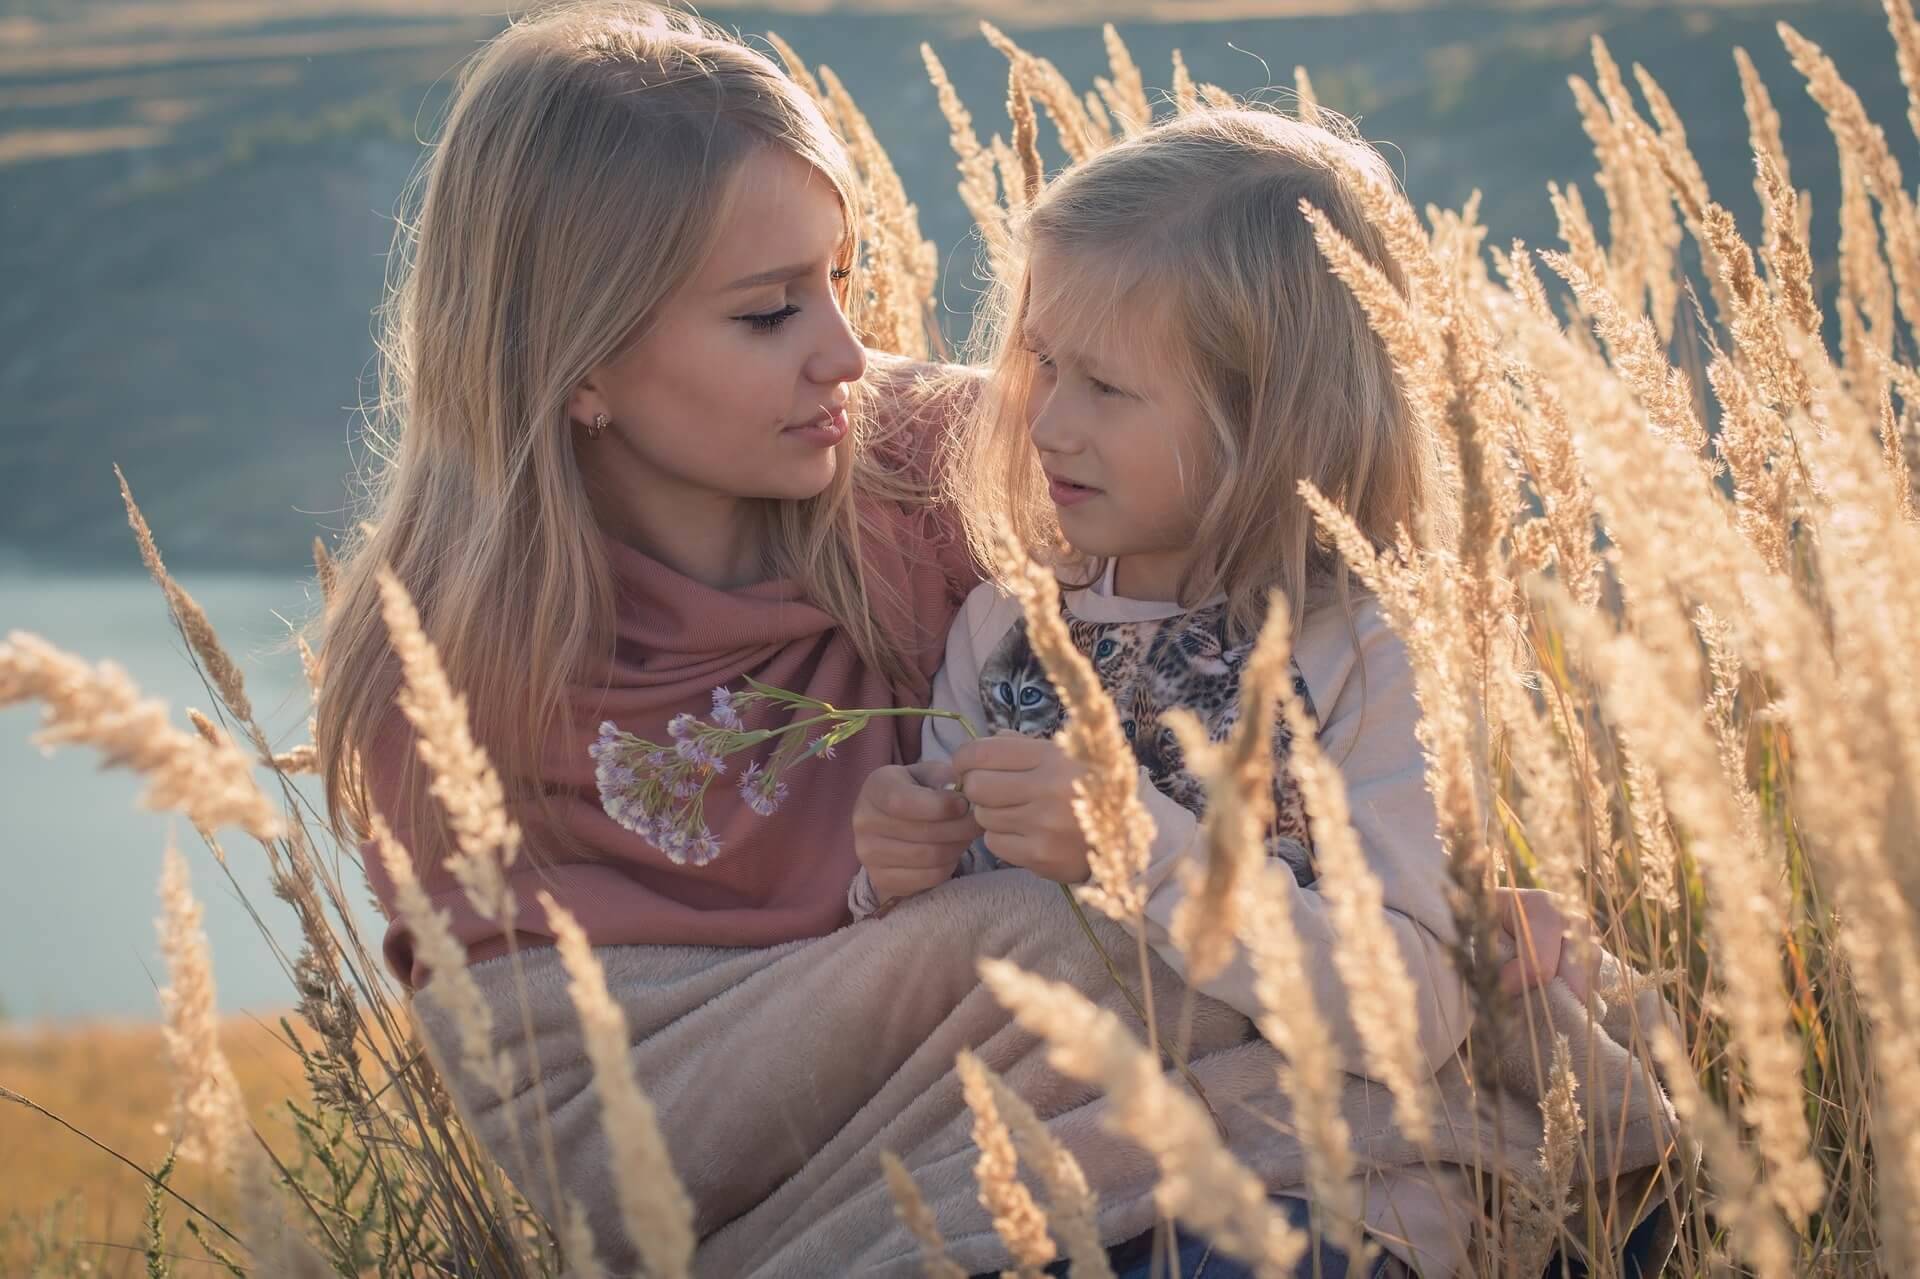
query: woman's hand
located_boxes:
[852,760,983,904]
[1496,887,1597,1000]
[949,733,1093,885]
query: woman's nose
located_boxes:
[808,302,868,387]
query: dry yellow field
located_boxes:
[1,1016,312,1272]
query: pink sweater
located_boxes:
[362,370,978,987]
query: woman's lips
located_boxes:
[1048,475,1101,507]
[782,403,848,447]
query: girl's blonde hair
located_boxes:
[955,106,1437,639]
[314,2,916,860]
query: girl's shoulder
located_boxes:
[1293,589,1409,726]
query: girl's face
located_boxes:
[1020,247,1214,601]
[569,147,867,544]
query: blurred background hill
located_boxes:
[2,0,1913,573]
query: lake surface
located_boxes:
[0,567,386,1022]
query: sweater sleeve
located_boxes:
[1135,595,1470,1079]
[847,583,1017,921]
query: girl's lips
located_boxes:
[1048,475,1101,507]
[783,404,848,447]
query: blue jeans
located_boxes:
[1004,1197,1382,1279]
[976,1196,1677,1279]
[1102,1197,1383,1278]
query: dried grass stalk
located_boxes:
[988,534,1154,922]
[0,631,282,838]
[157,843,248,1172]
[1651,1031,1796,1279]
[1098,24,1150,134]
[375,566,521,923]
[957,1051,1057,1276]
[970,1057,1114,1278]
[540,891,696,1279]
[1504,1033,1583,1279]
[312,535,339,606]
[1171,49,1197,114]
[366,811,512,1101]
[881,1152,970,1279]
[117,467,253,726]
[1293,65,1321,124]
[923,42,1010,262]
[980,959,1307,1277]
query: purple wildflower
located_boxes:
[710,686,744,731]
[687,832,723,866]
[667,712,699,741]
[656,825,693,865]
[737,761,789,817]
[673,733,726,772]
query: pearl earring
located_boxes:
[587,412,609,440]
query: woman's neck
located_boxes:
[593,482,766,590]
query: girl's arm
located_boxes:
[847,584,1017,920]
[1137,596,1471,1078]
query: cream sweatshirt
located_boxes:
[849,564,1477,1274]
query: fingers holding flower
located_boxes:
[949,732,1093,885]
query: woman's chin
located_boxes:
[753,449,838,502]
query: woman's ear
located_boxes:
[566,376,607,430]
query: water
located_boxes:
[0,567,385,1023]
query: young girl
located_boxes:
[851,108,1475,1277]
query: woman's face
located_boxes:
[569,147,867,534]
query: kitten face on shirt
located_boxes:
[1020,245,1217,602]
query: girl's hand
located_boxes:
[949,733,1093,885]
[1496,886,1597,1000]
[852,760,982,904]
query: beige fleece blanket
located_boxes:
[414,869,1681,1278]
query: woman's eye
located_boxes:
[737,304,801,333]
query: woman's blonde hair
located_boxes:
[954,106,1437,639]
[314,2,917,860]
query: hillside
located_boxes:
[1,0,1911,570]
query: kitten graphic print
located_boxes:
[978,598,1320,885]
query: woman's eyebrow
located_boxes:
[722,262,815,291]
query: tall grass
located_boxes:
[5,6,1920,1275]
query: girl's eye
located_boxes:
[830,266,852,282]
[737,304,801,333]
[1090,376,1126,397]
[1028,349,1056,372]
